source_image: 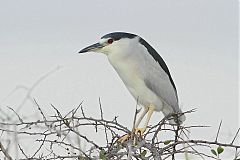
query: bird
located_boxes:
[78,32,185,138]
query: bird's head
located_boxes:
[78,32,138,55]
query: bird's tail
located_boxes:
[162,106,186,125]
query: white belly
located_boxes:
[108,56,163,111]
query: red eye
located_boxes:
[107,38,114,44]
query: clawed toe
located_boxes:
[117,134,130,143]
[117,127,146,143]
[134,128,146,135]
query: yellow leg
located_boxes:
[135,107,149,128]
[118,105,155,143]
[135,105,155,135]
[118,134,130,143]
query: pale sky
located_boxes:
[0,0,239,158]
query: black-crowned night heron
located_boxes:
[78,32,186,138]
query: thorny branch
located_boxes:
[0,103,239,160]
[0,141,13,160]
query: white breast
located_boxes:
[107,39,164,111]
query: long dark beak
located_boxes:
[78,42,103,53]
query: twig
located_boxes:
[7,107,23,123]
[80,104,86,118]
[99,97,103,120]
[130,100,139,141]
[215,120,222,142]
[0,141,13,160]
[231,127,240,145]
[31,135,47,158]
[98,97,109,147]
[18,144,28,159]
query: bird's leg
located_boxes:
[135,107,149,128]
[118,107,149,143]
[118,105,155,143]
[135,104,155,135]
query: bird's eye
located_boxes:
[107,38,114,44]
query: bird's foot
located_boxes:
[118,134,130,143]
[117,128,146,143]
[134,127,146,135]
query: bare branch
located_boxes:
[0,141,13,160]
[215,120,222,142]
[0,101,239,160]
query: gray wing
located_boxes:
[138,38,180,112]
[143,60,180,112]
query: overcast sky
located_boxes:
[0,0,239,158]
